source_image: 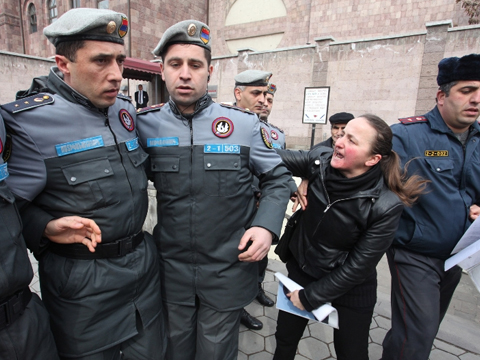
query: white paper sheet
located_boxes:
[275,272,339,329]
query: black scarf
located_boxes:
[325,163,382,202]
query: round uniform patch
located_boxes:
[119,109,135,131]
[261,128,273,149]
[271,130,279,141]
[212,117,234,138]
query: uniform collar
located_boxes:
[47,67,98,110]
[168,92,213,119]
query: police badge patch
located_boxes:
[212,117,234,138]
[119,109,134,131]
[261,128,273,149]
[271,130,279,141]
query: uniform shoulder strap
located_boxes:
[137,103,165,115]
[398,116,428,125]
[0,93,54,114]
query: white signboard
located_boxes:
[302,87,330,124]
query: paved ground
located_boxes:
[28,250,480,360]
[237,253,480,360]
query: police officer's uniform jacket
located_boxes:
[392,106,480,260]
[0,67,162,357]
[0,116,59,359]
[137,94,292,311]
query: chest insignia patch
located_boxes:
[147,137,179,147]
[125,138,139,151]
[261,127,273,149]
[212,117,234,138]
[424,150,449,157]
[56,136,104,157]
[119,109,135,131]
[271,130,279,140]
[0,163,8,182]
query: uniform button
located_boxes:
[233,163,238,167]
[436,168,441,172]
[104,169,110,174]
[314,160,320,165]
[207,163,212,168]
[71,177,77,182]
[172,165,177,170]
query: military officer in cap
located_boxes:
[0,115,59,360]
[381,53,480,360]
[233,75,281,330]
[260,83,286,149]
[234,69,271,114]
[311,112,355,150]
[0,8,165,359]
[137,20,291,360]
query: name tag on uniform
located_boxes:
[0,163,9,182]
[55,136,104,157]
[125,137,139,151]
[204,144,240,154]
[272,143,282,149]
[424,150,449,157]
[147,137,179,147]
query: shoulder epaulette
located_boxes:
[0,93,54,114]
[117,93,132,102]
[268,122,285,133]
[219,102,255,115]
[137,103,165,115]
[398,116,428,125]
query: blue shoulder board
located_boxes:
[219,102,255,115]
[1,93,54,114]
[137,103,165,115]
[398,116,428,125]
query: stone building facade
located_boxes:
[1,0,479,148]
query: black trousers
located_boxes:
[273,260,375,360]
[274,303,374,360]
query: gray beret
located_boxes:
[153,20,211,56]
[267,83,277,95]
[44,8,128,47]
[235,70,272,87]
[329,112,354,124]
[437,54,480,86]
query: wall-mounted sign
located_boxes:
[302,87,330,125]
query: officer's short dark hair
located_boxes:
[438,81,458,97]
[160,45,212,66]
[56,40,85,62]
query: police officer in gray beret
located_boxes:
[0,114,59,359]
[138,19,291,360]
[0,8,165,359]
[233,70,271,115]
[382,53,480,359]
[311,112,355,150]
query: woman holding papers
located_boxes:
[273,115,426,360]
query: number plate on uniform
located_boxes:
[204,144,240,154]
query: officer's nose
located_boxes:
[110,62,123,83]
[179,64,191,80]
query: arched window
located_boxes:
[28,3,37,33]
[48,0,58,23]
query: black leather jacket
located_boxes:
[278,147,404,309]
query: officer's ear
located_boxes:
[55,55,71,76]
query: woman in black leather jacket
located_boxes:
[273,114,426,360]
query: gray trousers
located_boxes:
[164,300,242,360]
[382,247,462,360]
[60,312,166,360]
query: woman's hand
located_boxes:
[287,290,305,311]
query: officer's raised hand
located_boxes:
[44,216,102,252]
[238,226,272,262]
